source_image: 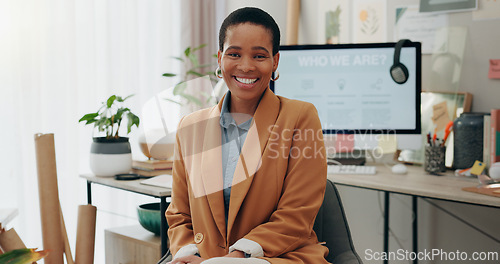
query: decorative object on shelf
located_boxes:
[489,162,500,180]
[137,203,168,236]
[138,129,176,161]
[453,112,488,169]
[79,95,140,176]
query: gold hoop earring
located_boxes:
[271,71,280,82]
[215,67,223,78]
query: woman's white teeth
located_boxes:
[236,77,257,84]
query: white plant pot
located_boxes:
[90,137,132,177]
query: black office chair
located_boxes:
[314,179,363,264]
[158,179,362,264]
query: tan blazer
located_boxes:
[166,88,329,264]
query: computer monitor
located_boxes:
[271,42,421,136]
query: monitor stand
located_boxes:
[328,149,366,165]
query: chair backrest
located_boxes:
[313,179,363,264]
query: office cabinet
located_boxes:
[105,225,162,264]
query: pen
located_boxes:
[432,127,437,146]
[442,121,453,147]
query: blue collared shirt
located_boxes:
[219,92,253,224]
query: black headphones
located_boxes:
[390,39,411,84]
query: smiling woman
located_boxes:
[166,7,330,264]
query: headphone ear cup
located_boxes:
[390,62,409,84]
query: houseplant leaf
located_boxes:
[116,94,134,102]
[0,248,49,263]
[106,95,117,108]
[186,70,205,78]
[127,112,140,134]
[172,56,184,62]
[191,43,207,53]
[184,46,191,57]
[79,113,99,124]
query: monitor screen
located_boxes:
[271,42,421,135]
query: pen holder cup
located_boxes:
[424,145,446,174]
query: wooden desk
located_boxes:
[328,165,499,207]
[81,174,171,255]
[327,165,500,264]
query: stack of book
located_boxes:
[483,109,500,169]
[489,109,500,167]
[132,159,173,177]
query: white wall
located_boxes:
[224,0,288,42]
[224,1,500,263]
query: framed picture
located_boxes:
[419,0,477,13]
[398,91,472,166]
[317,0,351,44]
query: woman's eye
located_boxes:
[227,53,239,57]
[255,55,267,59]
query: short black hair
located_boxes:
[218,7,280,56]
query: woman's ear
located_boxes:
[217,50,222,66]
[272,52,280,72]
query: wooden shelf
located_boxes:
[105,225,165,264]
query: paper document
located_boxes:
[140,174,173,189]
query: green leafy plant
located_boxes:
[79,94,140,139]
[162,44,218,106]
[0,248,49,264]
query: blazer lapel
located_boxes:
[200,103,226,237]
[227,88,280,234]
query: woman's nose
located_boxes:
[237,56,255,72]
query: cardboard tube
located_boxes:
[0,228,26,252]
[75,204,97,264]
[60,206,74,264]
[286,0,300,45]
[34,133,64,264]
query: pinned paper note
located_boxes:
[489,59,500,79]
[335,134,355,153]
[378,135,397,154]
[470,160,486,176]
[432,101,451,132]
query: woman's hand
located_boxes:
[224,250,245,258]
[167,255,205,264]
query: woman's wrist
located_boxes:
[226,250,245,258]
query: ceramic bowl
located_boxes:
[137,202,167,236]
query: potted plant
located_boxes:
[162,44,218,108]
[79,94,140,176]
